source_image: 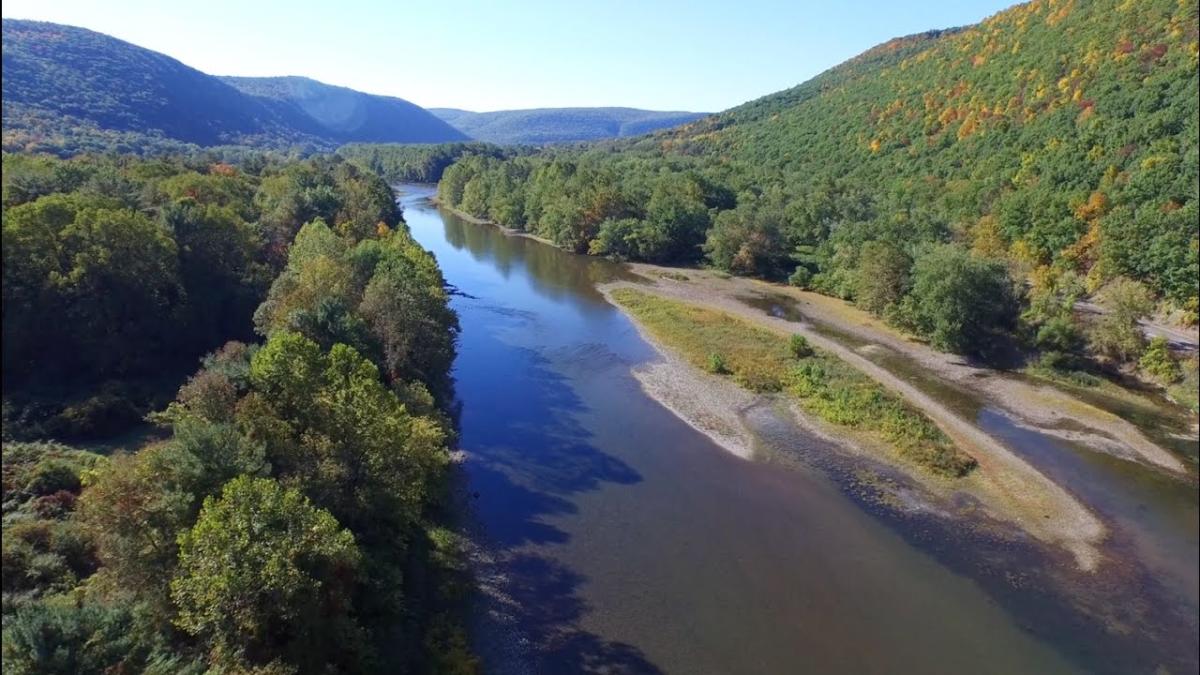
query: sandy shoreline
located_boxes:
[599,287,760,460]
[629,263,1189,475]
[600,277,1108,570]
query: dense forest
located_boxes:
[437,0,1198,371]
[430,107,708,145]
[1,20,466,156]
[1,152,474,673]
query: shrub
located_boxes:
[1034,316,1086,371]
[1088,314,1146,364]
[898,245,1018,358]
[25,460,82,497]
[3,442,99,509]
[733,361,784,392]
[1,519,97,599]
[854,241,911,316]
[1037,350,1073,372]
[706,353,728,374]
[1035,316,1084,355]
[50,389,142,439]
[30,491,78,520]
[788,267,812,288]
[0,600,161,675]
[789,335,814,359]
[791,362,826,396]
[1089,277,1154,364]
[1139,337,1181,384]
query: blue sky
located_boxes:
[2,0,1017,112]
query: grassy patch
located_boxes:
[612,288,976,477]
[658,271,690,282]
[1167,362,1199,413]
[1026,361,1198,416]
[1024,363,1104,389]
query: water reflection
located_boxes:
[438,204,637,306]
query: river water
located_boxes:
[398,184,1194,674]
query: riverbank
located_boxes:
[429,196,560,248]
[613,312,760,460]
[626,263,1192,474]
[601,279,1108,570]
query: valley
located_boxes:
[2,0,1197,672]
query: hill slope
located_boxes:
[2,20,286,149]
[661,0,1198,302]
[1,20,465,154]
[430,107,707,144]
[439,0,1198,308]
[220,76,467,144]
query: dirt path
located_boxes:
[602,276,1117,570]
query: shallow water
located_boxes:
[737,290,1200,606]
[398,185,1192,674]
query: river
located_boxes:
[397,184,1194,674]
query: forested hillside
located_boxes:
[1,152,474,672]
[221,76,468,144]
[438,0,1198,364]
[1,20,466,155]
[430,107,707,144]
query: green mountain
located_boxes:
[439,0,1199,309]
[220,76,468,144]
[1,20,466,154]
[430,107,707,144]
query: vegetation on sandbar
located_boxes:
[611,288,977,477]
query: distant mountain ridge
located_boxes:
[1,20,467,154]
[1,19,707,155]
[219,76,468,144]
[430,107,708,144]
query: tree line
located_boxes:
[338,142,519,185]
[2,152,476,673]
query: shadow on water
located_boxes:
[501,552,665,675]
[453,304,661,673]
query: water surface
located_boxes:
[400,184,1156,674]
